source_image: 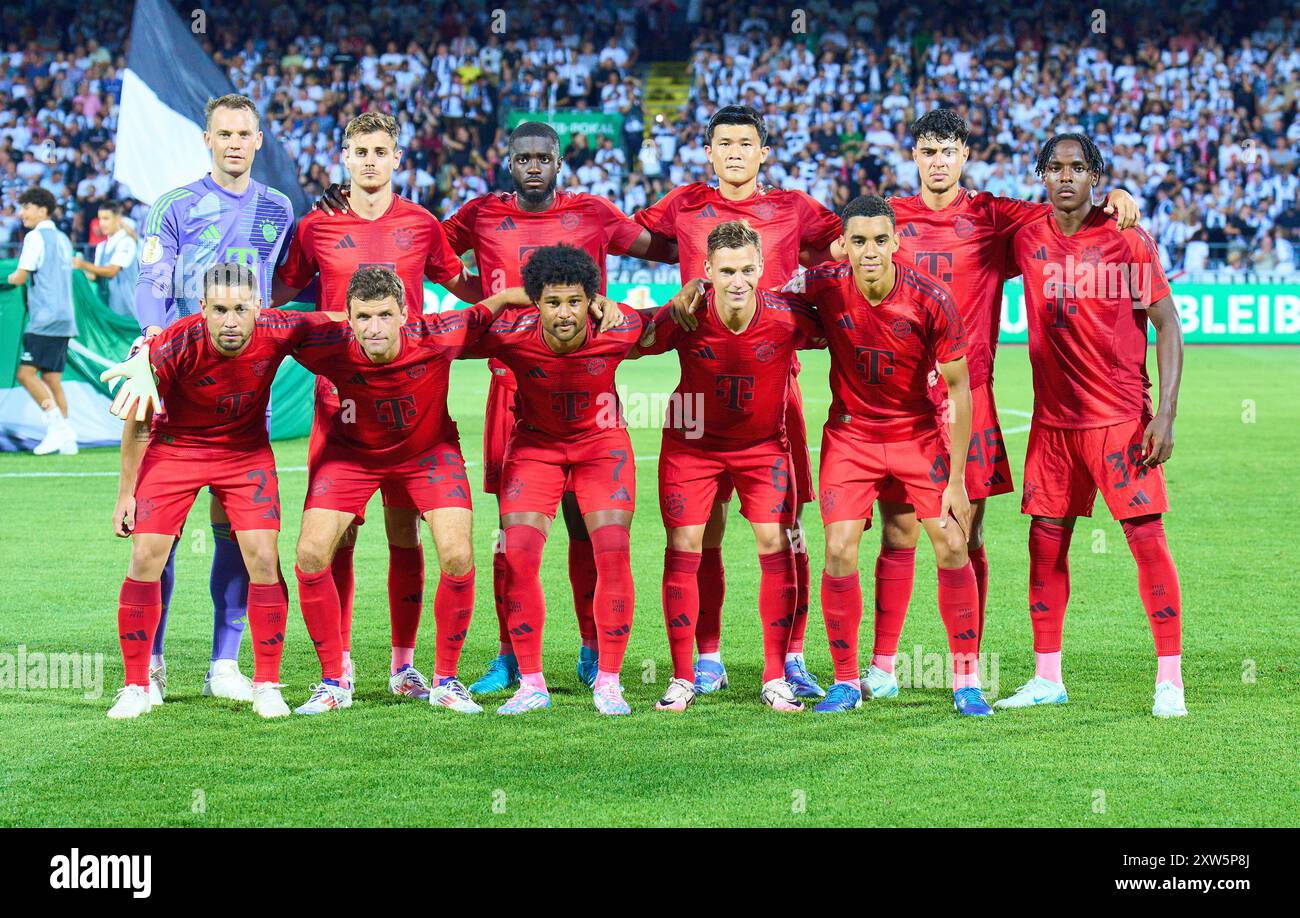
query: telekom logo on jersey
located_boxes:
[1042,254,1157,305]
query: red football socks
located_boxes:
[433,569,474,679]
[1123,516,1183,658]
[388,545,424,656]
[492,548,511,651]
[331,544,355,652]
[296,564,343,680]
[118,578,162,687]
[788,546,810,655]
[821,570,863,683]
[568,536,599,650]
[695,546,725,654]
[969,543,989,642]
[590,525,634,676]
[502,524,548,674]
[1028,520,1073,654]
[872,547,915,668]
[246,581,288,683]
[936,563,981,688]
[758,550,797,681]
[662,548,701,681]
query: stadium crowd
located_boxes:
[1,0,1298,275]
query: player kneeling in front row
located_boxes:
[459,245,656,715]
[105,263,338,719]
[996,134,1187,717]
[640,220,825,712]
[289,266,527,715]
[784,195,993,715]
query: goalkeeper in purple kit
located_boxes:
[130,93,295,706]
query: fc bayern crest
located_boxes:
[752,200,776,221]
[560,212,581,231]
[251,358,272,377]
[819,488,837,512]
[406,364,427,380]
[664,489,687,518]
[1080,245,1103,264]
[891,318,913,338]
[136,498,155,520]
[584,357,607,375]
[505,477,524,500]
[392,228,414,250]
[952,215,975,239]
[754,341,776,362]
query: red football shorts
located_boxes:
[818,422,951,525]
[134,442,281,537]
[659,435,795,528]
[305,440,473,523]
[883,381,1012,503]
[1021,415,1169,520]
[309,375,415,513]
[499,426,635,517]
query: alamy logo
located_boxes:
[49,848,152,898]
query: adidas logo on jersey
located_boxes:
[195,375,217,387]
[1031,245,1048,260]
[496,217,517,231]
[985,470,1006,487]
[691,345,717,360]
[694,204,718,219]
[900,223,919,237]
[335,234,357,250]
[837,315,855,330]
[1128,490,1151,507]
[610,486,631,501]
[448,485,468,499]
[526,367,547,378]
[667,613,691,628]
[347,372,366,385]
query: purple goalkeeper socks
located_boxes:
[209,523,250,662]
[151,539,180,656]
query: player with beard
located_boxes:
[339,121,677,694]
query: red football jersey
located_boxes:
[293,304,495,462]
[443,190,644,386]
[149,310,334,451]
[636,183,841,289]
[643,289,824,450]
[891,189,1046,389]
[464,303,651,440]
[277,195,463,313]
[784,258,968,443]
[1010,207,1171,429]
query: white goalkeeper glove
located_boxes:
[100,336,161,422]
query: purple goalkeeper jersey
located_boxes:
[133,174,295,331]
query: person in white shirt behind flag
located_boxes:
[74,201,139,318]
[6,186,78,455]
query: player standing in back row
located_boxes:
[995,134,1187,718]
[863,109,1141,702]
[639,104,843,700]
[274,111,483,700]
[131,94,295,707]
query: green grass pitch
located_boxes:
[0,346,1295,827]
